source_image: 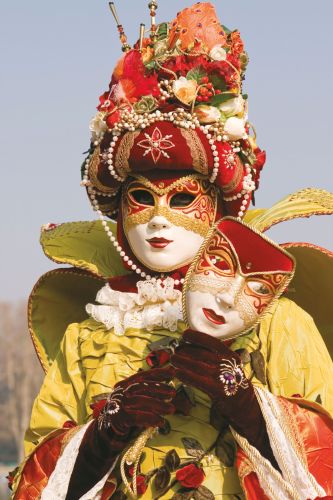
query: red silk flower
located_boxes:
[175,464,205,489]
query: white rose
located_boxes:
[223,117,247,140]
[173,76,197,105]
[89,112,107,139]
[209,44,227,61]
[194,105,221,124]
[219,95,244,117]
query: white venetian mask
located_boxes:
[122,174,219,272]
[184,218,295,339]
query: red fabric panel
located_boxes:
[14,429,69,499]
[217,218,294,274]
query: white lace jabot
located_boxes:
[86,277,183,336]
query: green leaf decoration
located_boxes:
[171,491,195,500]
[149,336,177,352]
[215,429,237,467]
[222,24,232,35]
[181,437,205,459]
[165,449,181,472]
[159,419,171,435]
[250,350,266,384]
[145,60,158,71]
[186,65,206,83]
[193,486,215,500]
[235,348,251,365]
[156,22,168,41]
[153,466,171,492]
[210,92,237,106]
[209,74,228,92]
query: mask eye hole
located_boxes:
[170,193,196,208]
[247,281,271,296]
[129,189,154,206]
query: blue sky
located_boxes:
[1,0,333,301]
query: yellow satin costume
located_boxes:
[12,190,333,498]
[20,296,333,499]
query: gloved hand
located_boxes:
[171,330,279,470]
[98,366,176,435]
[66,367,176,500]
[171,330,249,407]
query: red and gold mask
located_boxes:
[121,174,220,272]
[184,217,295,339]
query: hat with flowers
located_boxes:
[82,1,266,220]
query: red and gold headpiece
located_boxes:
[82,2,266,221]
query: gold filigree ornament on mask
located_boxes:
[122,174,219,238]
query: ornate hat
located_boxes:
[82,1,266,222]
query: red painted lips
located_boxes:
[202,308,226,325]
[146,237,173,248]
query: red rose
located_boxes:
[90,399,107,418]
[146,350,171,368]
[230,31,244,55]
[175,464,205,489]
[97,91,115,112]
[135,475,148,495]
[105,110,121,129]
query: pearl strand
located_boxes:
[223,164,255,219]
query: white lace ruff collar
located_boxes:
[86,277,183,336]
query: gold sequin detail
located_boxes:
[115,131,140,178]
[88,146,118,195]
[222,156,244,194]
[124,205,210,237]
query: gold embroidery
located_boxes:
[115,131,140,178]
[88,146,118,195]
[222,157,244,194]
[180,128,209,174]
[127,173,208,196]
[124,205,210,237]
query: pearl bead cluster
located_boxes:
[223,163,256,219]
[158,80,172,101]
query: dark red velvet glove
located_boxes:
[66,367,176,500]
[171,330,279,470]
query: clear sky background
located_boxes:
[1,0,333,301]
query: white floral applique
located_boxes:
[86,277,182,336]
[137,127,175,163]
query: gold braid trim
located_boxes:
[180,128,209,175]
[278,398,307,464]
[115,131,140,178]
[231,426,300,499]
[288,188,333,210]
[124,205,210,237]
[222,157,244,194]
[253,387,324,495]
[88,146,118,195]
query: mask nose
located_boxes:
[148,215,172,231]
[216,275,245,309]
